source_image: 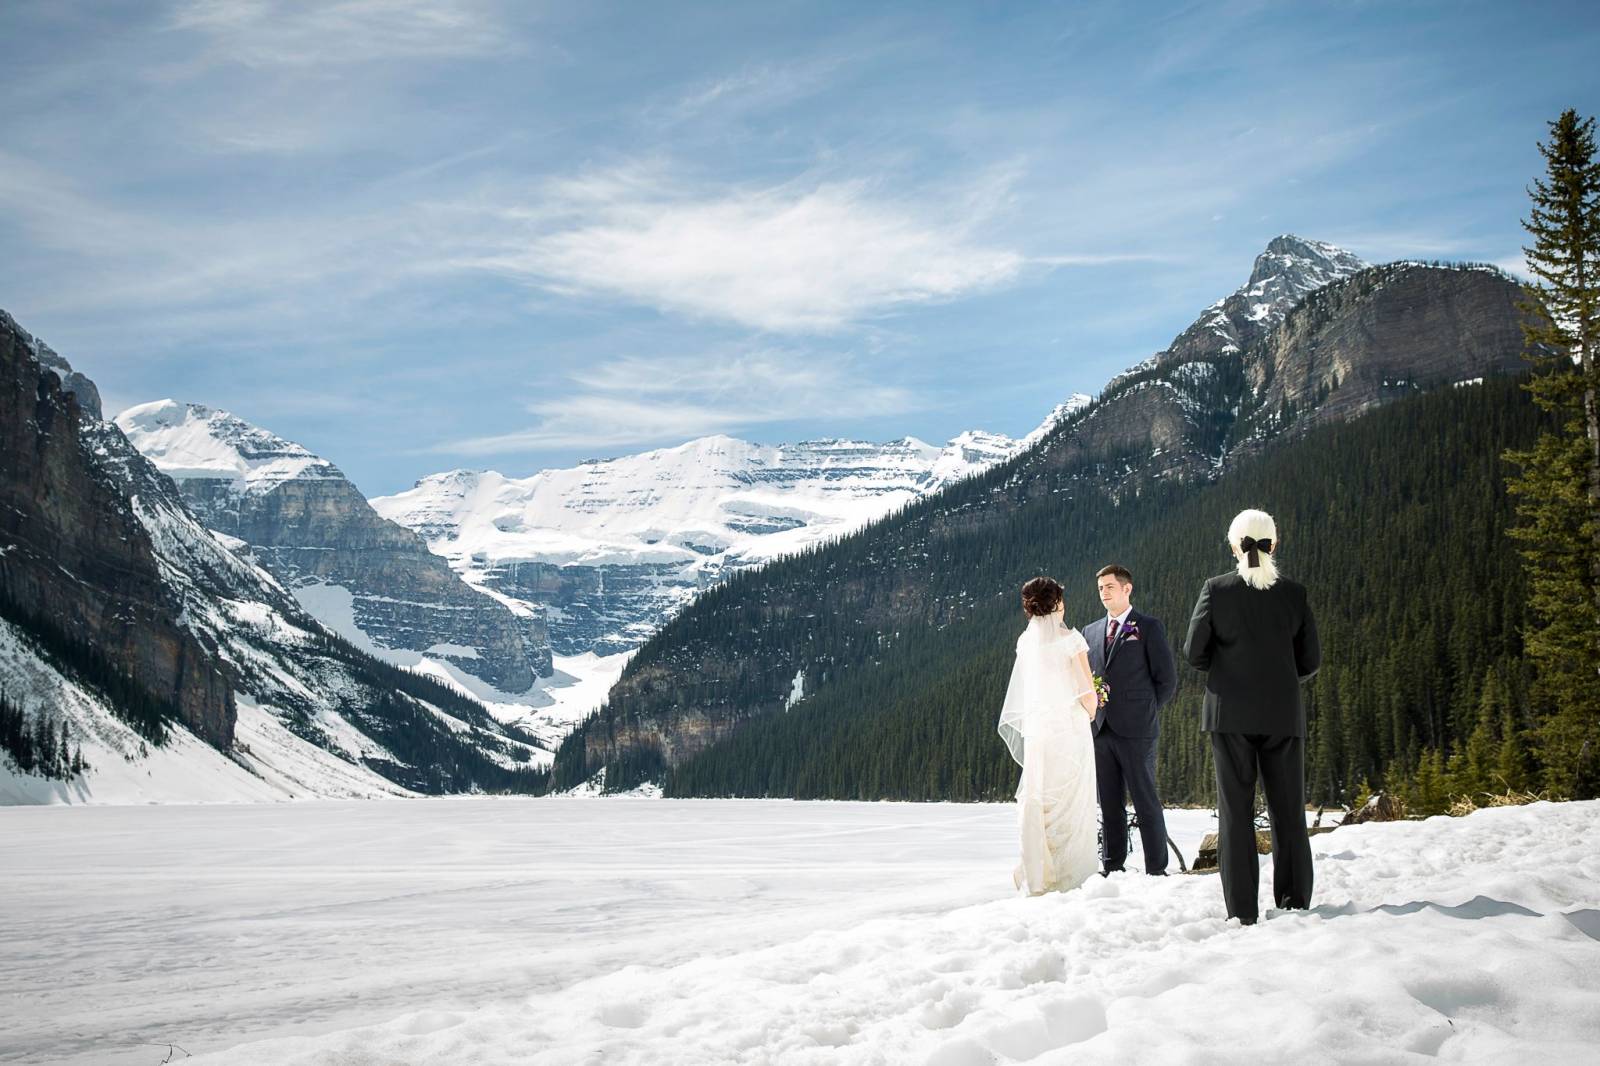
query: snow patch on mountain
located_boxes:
[116,399,342,492]
[1020,394,1094,449]
[372,401,1090,661]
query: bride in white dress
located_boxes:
[997,577,1101,894]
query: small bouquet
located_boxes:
[1092,674,1111,708]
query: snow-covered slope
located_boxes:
[372,402,1089,657]
[0,617,409,805]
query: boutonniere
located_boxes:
[1121,619,1141,642]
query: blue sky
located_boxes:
[2,1,1596,496]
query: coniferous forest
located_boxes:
[652,374,1547,807]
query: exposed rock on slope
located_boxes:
[118,401,552,695]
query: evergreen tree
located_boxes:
[1449,672,1502,799]
[36,713,57,773]
[1496,706,1534,794]
[1506,108,1600,797]
[1411,748,1449,816]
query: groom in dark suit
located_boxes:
[1086,565,1178,875]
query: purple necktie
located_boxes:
[1106,619,1119,652]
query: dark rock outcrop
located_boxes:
[1235,263,1532,444]
[0,311,235,747]
[1041,258,1533,489]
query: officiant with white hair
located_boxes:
[1183,508,1321,925]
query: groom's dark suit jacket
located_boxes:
[1086,609,1177,739]
[1183,571,1321,736]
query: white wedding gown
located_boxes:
[997,616,1100,895]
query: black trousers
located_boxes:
[1094,730,1168,874]
[1209,731,1314,923]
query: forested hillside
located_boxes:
[551,256,1536,803]
[589,375,1544,804]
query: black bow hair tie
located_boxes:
[1240,535,1273,568]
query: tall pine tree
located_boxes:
[1506,109,1600,798]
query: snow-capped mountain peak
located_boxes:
[116,399,342,492]
[1105,235,1369,396]
[1239,234,1369,324]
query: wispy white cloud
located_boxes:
[0,145,1051,350]
[1318,230,1470,260]
[1032,252,1176,267]
[432,348,915,453]
[653,55,851,126]
[0,149,385,312]
[444,165,1028,332]
[165,0,512,69]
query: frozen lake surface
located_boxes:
[2,798,1173,1065]
[4,799,1597,1064]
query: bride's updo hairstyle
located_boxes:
[1021,576,1064,617]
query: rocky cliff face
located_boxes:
[0,311,236,748]
[117,402,552,694]
[1053,235,1371,485]
[1039,243,1532,489]
[1235,262,1531,442]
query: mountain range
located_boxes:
[545,236,1534,794]
[0,312,1082,800]
[0,234,1536,802]
[370,412,1087,658]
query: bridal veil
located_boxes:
[998,615,1100,894]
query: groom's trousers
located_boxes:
[1210,731,1314,924]
[1094,731,1168,874]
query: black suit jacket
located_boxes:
[1085,608,1177,739]
[1183,571,1321,736]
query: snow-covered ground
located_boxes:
[503,650,633,750]
[2,801,1596,1065]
